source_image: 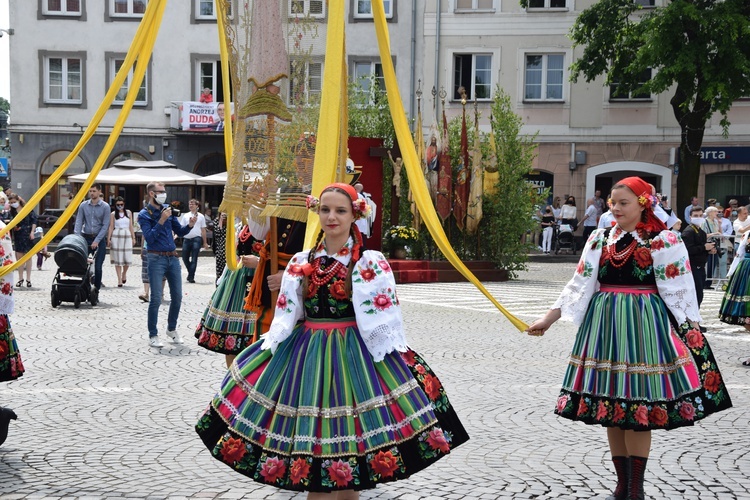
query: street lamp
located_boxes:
[0,29,15,37]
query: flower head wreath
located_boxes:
[306,183,371,220]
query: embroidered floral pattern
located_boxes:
[321,458,358,489]
[195,325,252,354]
[289,457,311,486]
[418,427,453,460]
[258,455,287,484]
[368,449,403,480]
[654,256,690,281]
[0,316,23,382]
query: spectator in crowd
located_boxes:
[702,206,722,289]
[138,182,196,348]
[559,196,578,231]
[684,196,700,223]
[8,193,38,288]
[180,199,209,284]
[682,207,716,319]
[34,227,51,271]
[593,189,606,221]
[107,196,136,287]
[199,87,213,104]
[716,207,732,280]
[724,199,738,222]
[74,183,110,291]
[540,205,555,254]
[581,198,598,240]
[212,212,228,286]
[551,196,562,221]
[734,205,750,253]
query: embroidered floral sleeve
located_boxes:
[651,230,702,325]
[551,229,605,325]
[260,251,308,353]
[0,222,14,315]
[728,232,747,278]
[352,250,408,362]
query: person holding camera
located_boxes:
[137,182,197,349]
[682,207,716,318]
[702,206,724,289]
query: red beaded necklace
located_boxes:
[309,257,345,287]
[238,225,252,243]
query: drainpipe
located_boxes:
[409,0,417,130]
[434,0,442,120]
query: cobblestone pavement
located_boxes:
[1,255,748,499]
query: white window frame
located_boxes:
[196,60,219,100]
[352,60,385,105]
[44,56,83,105]
[289,60,323,107]
[353,0,393,19]
[609,68,653,102]
[289,0,326,19]
[109,0,147,17]
[42,0,82,16]
[454,0,495,11]
[525,0,569,11]
[452,53,493,101]
[110,57,148,106]
[195,0,233,20]
[523,53,566,102]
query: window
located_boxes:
[353,0,392,19]
[290,0,325,18]
[195,0,233,20]
[289,60,323,106]
[453,54,492,100]
[43,0,82,15]
[110,57,148,105]
[634,0,655,7]
[110,0,147,17]
[353,61,385,103]
[44,55,83,104]
[526,0,567,8]
[524,54,564,101]
[195,58,230,102]
[609,68,652,101]
[455,0,493,9]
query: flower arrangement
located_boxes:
[385,225,420,249]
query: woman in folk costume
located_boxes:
[526,177,731,500]
[195,223,264,368]
[196,183,468,497]
[719,231,750,362]
[0,220,23,446]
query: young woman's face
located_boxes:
[610,187,644,231]
[319,190,355,240]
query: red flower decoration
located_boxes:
[208,334,219,348]
[650,238,665,251]
[634,405,649,426]
[648,406,668,427]
[679,401,696,421]
[556,395,569,414]
[219,437,247,463]
[372,293,393,311]
[596,401,608,421]
[287,264,306,277]
[665,263,680,279]
[290,458,310,485]
[633,247,652,268]
[612,404,625,423]
[426,429,450,453]
[0,340,7,357]
[370,450,399,478]
[327,459,354,488]
[1,282,10,295]
[685,329,704,349]
[338,247,349,256]
[377,260,391,272]
[422,374,442,400]
[276,293,288,310]
[260,456,287,484]
[252,241,263,253]
[577,399,589,417]
[330,280,348,300]
[704,370,721,393]
[360,268,376,282]
[401,350,417,366]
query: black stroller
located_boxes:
[51,234,99,308]
[554,223,577,254]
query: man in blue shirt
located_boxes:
[74,183,110,291]
[138,181,196,348]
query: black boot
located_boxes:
[628,456,648,500]
[0,407,18,446]
[605,455,630,500]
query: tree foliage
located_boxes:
[0,97,9,115]
[567,0,750,211]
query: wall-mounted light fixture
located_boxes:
[0,28,15,37]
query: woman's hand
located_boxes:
[240,254,259,269]
[525,309,561,337]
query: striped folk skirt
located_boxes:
[719,256,750,326]
[0,314,24,382]
[196,318,468,492]
[555,287,731,430]
[109,227,133,266]
[195,265,257,354]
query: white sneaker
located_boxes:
[149,336,164,348]
[166,329,183,344]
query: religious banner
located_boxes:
[453,108,470,231]
[436,110,452,222]
[466,118,484,235]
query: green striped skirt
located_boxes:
[196,318,468,492]
[555,287,731,430]
[195,265,257,354]
[719,256,750,325]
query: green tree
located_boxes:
[481,86,542,277]
[0,97,9,115]
[564,0,750,212]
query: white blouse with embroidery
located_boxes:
[260,240,408,362]
[552,228,701,326]
[0,221,15,315]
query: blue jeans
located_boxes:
[181,237,201,281]
[147,254,182,337]
[84,235,107,289]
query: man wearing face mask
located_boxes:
[138,182,197,348]
[682,207,716,327]
[74,183,111,292]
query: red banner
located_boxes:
[436,111,452,223]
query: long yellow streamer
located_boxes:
[0,0,168,277]
[371,1,528,331]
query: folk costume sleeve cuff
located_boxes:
[652,230,702,325]
[552,228,605,325]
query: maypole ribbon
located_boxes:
[371,0,528,331]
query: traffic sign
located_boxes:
[0,158,8,178]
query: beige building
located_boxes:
[417,0,750,216]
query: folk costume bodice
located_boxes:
[261,237,408,362]
[553,227,701,326]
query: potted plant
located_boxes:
[385,225,419,259]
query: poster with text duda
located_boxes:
[179,102,234,132]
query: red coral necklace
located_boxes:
[310,258,344,287]
[238,225,252,243]
[609,237,637,269]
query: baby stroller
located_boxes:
[554,223,577,255]
[51,234,99,308]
